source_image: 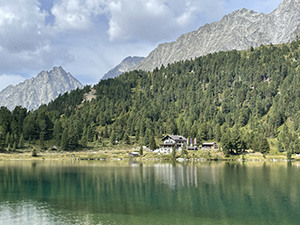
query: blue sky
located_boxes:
[0,0,282,91]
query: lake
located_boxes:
[0,160,300,225]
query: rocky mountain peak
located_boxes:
[134,0,300,72]
[0,66,83,110]
[281,0,300,5]
[101,56,144,80]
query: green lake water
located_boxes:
[0,160,300,225]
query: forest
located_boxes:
[1,40,300,156]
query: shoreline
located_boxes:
[0,150,296,162]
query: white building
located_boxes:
[159,135,187,153]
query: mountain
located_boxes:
[0,66,83,110]
[4,40,300,152]
[101,56,144,80]
[2,40,300,153]
[135,0,300,71]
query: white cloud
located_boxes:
[0,0,50,53]
[50,0,225,42]
[0,74,26,91]
[51,0,107,31]
[51,0,92,31]
[105,0,225,42]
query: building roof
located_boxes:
[202,142,217,146]
[129,152,139,156]
[162,135,187,142]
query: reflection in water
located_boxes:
[0,161,300,225]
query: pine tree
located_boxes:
[61,129,68,150]
[294,139,300,154]
[18,133,24,149]
[5,132,10,147]
[149,134,157,150]
[0,126,4,150]
[104,125,108,138]
[110,131,117,145]
[123,132,130,145]
[260,137,270,154]
[231,126,243,154]
[215,124,222,142]
[80,135,88,147]
[287,148,293,160]
[53,120,63,145]
[139,145,143,156]
[143,129,151,147]
[221,131,232,156]
[277,140,284,153]
[39,131,46,149]
[12,141,16,151]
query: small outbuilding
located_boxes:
[129,152,139,157]
[201,142,218,150]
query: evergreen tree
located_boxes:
[231,126,243,154]
[287,149,293,160]
[110,131,117,145]
[221,131,232,156]
[18,133,24,149]
[0,126,4,150]
[5,132,10,147]
[215,124,222,142]
[259,137,270,154]
[123,132,130,145]
[277,140,284,153]
[80,134,88,147]
[197,123,208,142]
[104,125,108,138]
[139,145,143,156]
[294,139,300,154]
[149,134,157,150]
[143,129,151,147]
[39,131,46,149]
[53,120,63,145]
[12,142,16,151]
[61,129,68,150]
[67,121,80,149]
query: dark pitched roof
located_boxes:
[162,135,187,141]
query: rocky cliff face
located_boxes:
[135,0,300,71]
[101,56,144,80]
[0,66,83,110]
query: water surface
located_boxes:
[0,160,299,225]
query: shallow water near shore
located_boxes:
[0,160,300,225]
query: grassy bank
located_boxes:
[0,147,297,162]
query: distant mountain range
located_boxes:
[133,0,300,71]
[0,66,83,110]
[101,56,144,80]
[100,0,300,80]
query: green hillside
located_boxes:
[1,40,300,156]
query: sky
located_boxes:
[0,0,283,91]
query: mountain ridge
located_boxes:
[0,66,83,110]
[101,56,144,80]
[134,0,300,71]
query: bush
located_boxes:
[32,149,38,157]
